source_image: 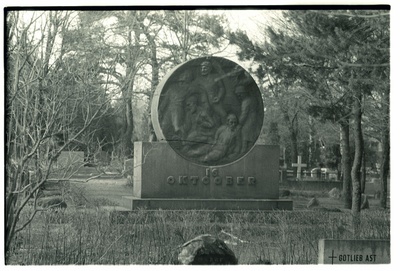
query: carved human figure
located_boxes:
[186,114,241,163]
[203,113,242,163]
[230,65,253,86]
[154,57,264,166]
[234,85,259,154]
[181,93,216,152]
[194,60,227,125]
[161,70,193,138]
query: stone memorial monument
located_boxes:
[123,56,292,210]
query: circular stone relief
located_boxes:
[151,56,264,166]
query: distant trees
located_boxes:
[5,10,115,257]
[228,9,390,211]
[63,10,228,153]
[5,9,229,257]
[266,82,310,164]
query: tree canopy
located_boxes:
[229,9,389,211]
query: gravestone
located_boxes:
[292,155,306,180]
[56,151,84,169]
[123,158,134,177]
[94,151,110,166]
[123,56,292,210]
[307,197,320,208]
[53,151,84,178]
[318,239,390,264]
[328,187,341,199]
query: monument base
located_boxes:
[122,196,293,210]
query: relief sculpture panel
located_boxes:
[152,57,264,166]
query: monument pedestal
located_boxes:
[123,197,292,210]
[123,142,292,211]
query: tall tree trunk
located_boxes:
[290,130,298,164]
[282,109,298,164]
[361,150,366,194]
[181,10,189,62]
[308,115,315,167]
[148,41,159,141]
[5,167,19,260]
[351,92,363,214]
[340,120,352,209]
[380,134,389,208]
[380,87,390,208]
[122,79,135,157]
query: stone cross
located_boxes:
[292,155,306,180]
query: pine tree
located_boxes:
[228,9,390,210]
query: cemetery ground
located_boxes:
[8,176,390,265]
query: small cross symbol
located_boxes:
[328,250,337,265]
[292,155,307,180]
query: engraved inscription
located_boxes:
[248,177,256,185]
[167,174,255,186]
[167,176,175,184]
[211,168,219,177]
[190,176,199,185]
[237,176,244,185]
[226,176,233,185]
[179,176,188,185]
[202,176,210,185]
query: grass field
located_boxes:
[7,178,390,265]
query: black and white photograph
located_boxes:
[2,1,395,267]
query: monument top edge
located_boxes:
[151,56,264,167]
